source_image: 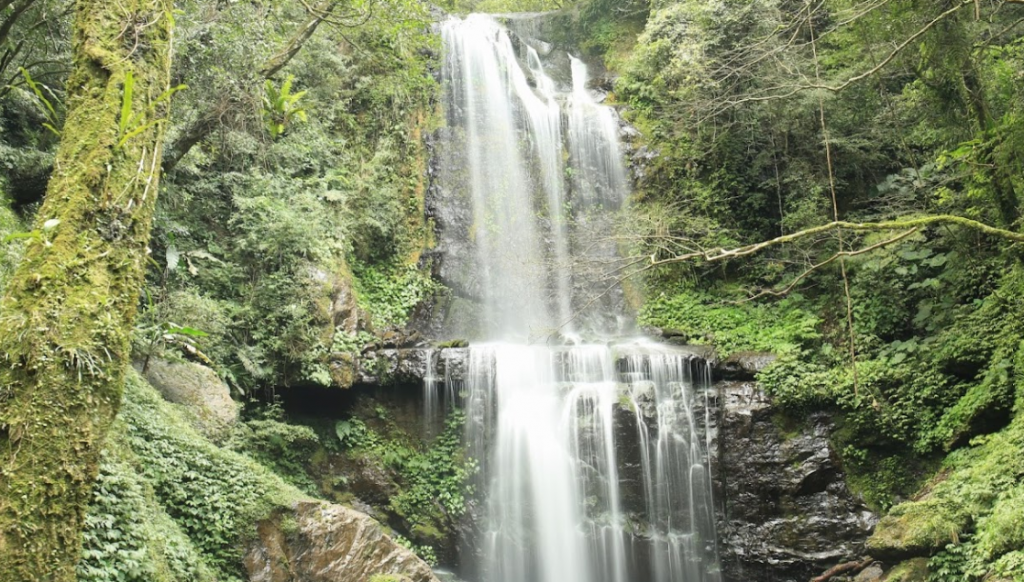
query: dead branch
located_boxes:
[810,557,875,582]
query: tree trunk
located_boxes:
[0,0,174,579]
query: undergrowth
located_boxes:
[79,371,304,581]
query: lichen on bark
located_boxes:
[0,0,175,579]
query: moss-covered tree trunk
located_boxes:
[0,0,174,579]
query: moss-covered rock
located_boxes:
[82,370,303,579]
[243,501,439,582]
[867,497,967,560]
[868,415,1024,572]
[141,359,239,441]
[80,368,436,581]
[881,558,929,581]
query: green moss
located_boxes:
[770,411,803,441]
[437,339,469,349]
[882,558,929,581]
[972,483,1024,561]
[869,497,968,557]
[843,452,940,513]
[0,0,176,577]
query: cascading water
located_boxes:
[432,14,721,582]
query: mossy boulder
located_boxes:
[141,359,239,440]
[868,415,1024,570]
[867,497,966,559]
[881,558,929,581]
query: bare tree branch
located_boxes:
[719,0,974,109]
[261,0,340,78]
[741,228,919,302]
[650,215,1024,268]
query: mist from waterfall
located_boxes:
[433,14,721,582]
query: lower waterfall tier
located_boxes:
[440,342,722,582]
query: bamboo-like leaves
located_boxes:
[117,71,187,149]
[17,67,62,136]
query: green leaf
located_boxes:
[119,71,135,137]
[335,420,353,443]
[2,230,40,243]
[165,326,208,338]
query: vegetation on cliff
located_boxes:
[3,0,1024,579]
[563,0,1024,579]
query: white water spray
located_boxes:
[434,14,721,582]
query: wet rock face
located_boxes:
[337,346,470,387]
[718,351,777,380]
[244,500,440,582]
[710,382,877,582]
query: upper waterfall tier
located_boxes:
[435,14,630,341]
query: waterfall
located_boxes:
[434,14,721,582]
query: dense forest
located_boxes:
[1,0,1024,581]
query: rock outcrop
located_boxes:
[717,351,777,380]
[244,500,440,582]
[711,381,877,582]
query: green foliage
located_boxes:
[840,447,939,513]
[390,532,438,567]
[116,71,187,149]
[442,0,567,13]
[79,451,214,582]
[0,191,24,290]
[133,0,442,391]
[354,262,439,328]
[869,416,1024,579]
[262,75,308,139]
[16,67,62,137]
[228,418,322,495]
[331,329,374,356]
[639,290,820,357]
[388,412,477,529]
[340,407,476,556]
[102,372,303,580]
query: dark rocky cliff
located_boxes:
[709,381,877,582]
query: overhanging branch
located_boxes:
[650,215,1024,267]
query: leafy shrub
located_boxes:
[79,451,214,582]
[107,372,303,580]
[228,419,322,495]
[354,262,439,328]
[639,290,820,357]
